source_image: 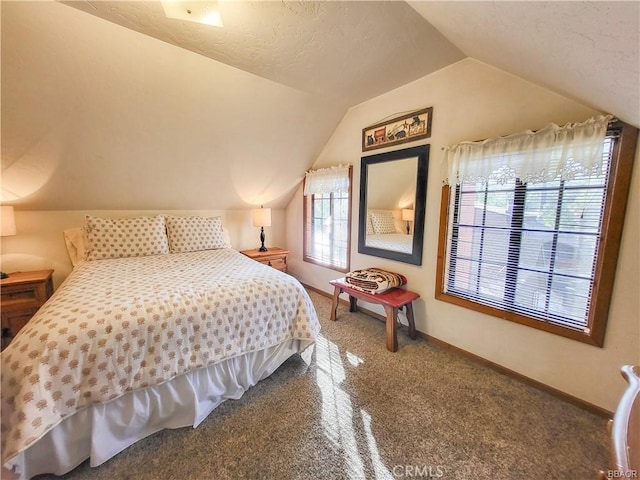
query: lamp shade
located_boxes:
[252,207,272,227]
[402,209,415,222]
[1,206,16,237]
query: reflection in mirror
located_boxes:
[366,157,416,253]
[358,145,429,265]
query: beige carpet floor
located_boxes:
[37,290,609,480]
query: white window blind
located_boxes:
[303,165,351,272]
[443,117,615,331]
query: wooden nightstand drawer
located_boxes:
[240,248,289,273]
[3,308,39,333]
[258,257,287,271]
[1,269,54,349]
[1,284,41,309]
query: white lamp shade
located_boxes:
[252,208,272,227]
[402,209,415,222]
[1,206,16,237]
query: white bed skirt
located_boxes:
[5,339,314,479]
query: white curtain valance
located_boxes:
[303,165,350,195]
[442,115,613,185]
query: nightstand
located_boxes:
[240,248,289,273]
[1,269,54,349]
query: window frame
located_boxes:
[303,166,352,273]
[435,121,638,347]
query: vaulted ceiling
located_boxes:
[59,0,640,127]
[61,1,465,106]
[411,1,639,130]
[1,1,638,211]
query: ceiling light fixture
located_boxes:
[161,1,224,28]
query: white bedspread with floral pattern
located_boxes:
[1,249,319,464]
[365,233,413,254]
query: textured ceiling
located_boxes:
[62,1,465,105]
[410,1,640,128]
[2,1,638,212]
[1,1,347,210]
[62,0,639,126]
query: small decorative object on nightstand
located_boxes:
[241,247,289,273]
[1,269,54,349]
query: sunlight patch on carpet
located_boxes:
[346,351,364,367]
[315,334,365,479]
[362,409,394,480]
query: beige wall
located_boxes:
[286,58,640,412]
[0,210,286,289]
[2,2,345,211]
[366,157,416,210]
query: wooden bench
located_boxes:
[329,278,419,352]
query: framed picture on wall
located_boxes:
[362,107,433,152]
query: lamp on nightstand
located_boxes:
[402,208,414,235]
[1,206,17,279]
[252,206,272,252]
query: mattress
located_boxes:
[1,248,320,478]
[365,233,413,254]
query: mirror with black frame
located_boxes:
[358,145,429,265]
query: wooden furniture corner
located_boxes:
[1,269,54,350]
[240,247,289,273]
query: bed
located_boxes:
[365,233,413,254]
[0,215,320,479]
[365,209,413,254]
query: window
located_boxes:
[436,120,637,346]
[303,166,352,272]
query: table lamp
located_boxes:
[252,206,272,252]
[1,206,17,279]
[402,208,414,235]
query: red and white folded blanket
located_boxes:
[344,268,407,294]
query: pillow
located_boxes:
[63,227,88,267]
[222,228,232,248]
[165,216,230,253]
[369,210,396,234]
[85,215,170,261]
